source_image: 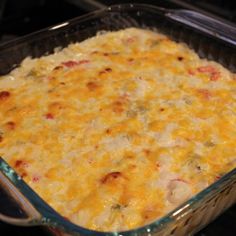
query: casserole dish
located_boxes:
[0,4,236,235]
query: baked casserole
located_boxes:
[0,28,235,231]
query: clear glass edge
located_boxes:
[0,3,235,50]
[0,4,165,49]
[1,156,236,235]
[0,3,235,235]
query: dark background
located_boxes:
[0,0,235,235]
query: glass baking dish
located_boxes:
[0,4,236,236]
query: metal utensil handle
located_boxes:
[0,171,42,226]
[166,9,236,46]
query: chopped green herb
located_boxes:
[150,40,160,47]
[112,204,122,210]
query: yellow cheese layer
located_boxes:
[0,28,236,231]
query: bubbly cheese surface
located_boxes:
[0,28,236,231]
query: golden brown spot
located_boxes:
[105,67,112,72]
[5,121,16,130]
[113,103,124,113]
[21,172,27,178]
[105,128,111,134]
[126,154,134,159]
[53,65,63,71]
[91,50,98,54]
[48,102,64,111]
[112,98,128,114]
[128,164,137,170]
[103,52,119,56]
[101,171,123,184]
[143,149,151,156]
[86,81,99,91]
[99,67,112,75]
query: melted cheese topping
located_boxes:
[0,28,236,231]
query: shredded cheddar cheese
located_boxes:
[0,28,236,231]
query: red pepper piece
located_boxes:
[32,175,40,182]
[61,60,90,68]
[197,89,211,100]
[0,91,10,100]
[45,113,54,119]
[197,66,220,81]
[61,60,79,67]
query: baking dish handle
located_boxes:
[166,9,236,46]
[0,160,42,226]
[0,158,81,233]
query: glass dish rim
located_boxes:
[1,157,236,235]
[0,3,236,235]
